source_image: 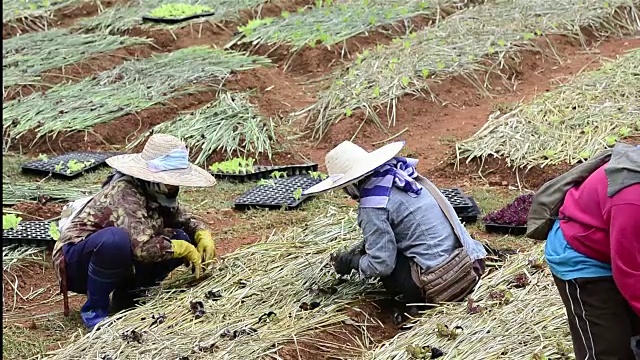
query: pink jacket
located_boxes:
[559,164,640,315]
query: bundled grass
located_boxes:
[77,0,270,34]
[456,49,640,169]
[131,91,275,165]
[2,182,100,205]
[304,0,639,141]
[232,0,446,67]
[2,29,150,89]
[2,0,81,23]
[3,47,271,143]
[2,244,46,272]
[49,209,387,359]
[367,245,573,359]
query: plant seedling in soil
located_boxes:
[190,300,205,319]
[436,324,463,340]
[209,158,255,174]
[37,153,48,161]
[3,214,22,230]
[406,345,445,359]
[292,187,302,200]
[269,171,287,179]
[148,3,213,19]
[308,171,327,180]
[483,194,533,226]
[258,179,275,186]
[49,222,60,240]
[605,135,618,147]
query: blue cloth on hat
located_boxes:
[146,148,190,173]
[359,157,423,208]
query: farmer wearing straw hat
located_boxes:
[52,134,217,330]
[303,141,487,314]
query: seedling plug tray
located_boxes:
[234,175,323,211]
[211,163,319,182]
[21,151,123,179]
[457,196,480,224]
[484,223,527,236]
[142,11,216,24]
[439,188,474,213]
[3,221,55,248]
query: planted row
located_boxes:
[456,48,640,168]
[3,29,150,89]
[3,46,271,141]
[305,0,639,140]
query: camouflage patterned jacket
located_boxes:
[52,175,208,280]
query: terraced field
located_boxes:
[2,0,639,358]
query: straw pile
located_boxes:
[48,208,387,359]
[131,91,275,164]
[231,0,449,69]
[3,47,271,142]
[304,0,639,140]
[2,182,100,205]
[366,245,573,359]
[3,29,150,89]
[2,0,80,23]
[456,48,640,169]
[77,0,269,34]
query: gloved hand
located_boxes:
[194,230,216,264]
[332,250,362,275]
[171,240,202,279]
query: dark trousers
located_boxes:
[63,227,191,313]
[553,275,640,360]
[379,252,424,304]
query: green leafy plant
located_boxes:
[292,188,303,201]
[605,135,618,147]
[3,214,22,230]
[49,222,60,240]
[308,171,327,180]
[37,153,49,161]
[238,18,274,36]
[148,3,213,19]
[258,179,276,186]
[66,159,95,174]
[55,161,64,172]
[270,171,287,179]
[209,158,256,175]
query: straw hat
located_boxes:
[303,140,405,195]
[106,134,216,187]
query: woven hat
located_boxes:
[106,134,216,187]
[303,140,405,195]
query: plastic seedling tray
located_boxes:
[2,221,55,248]
[142,11,216,24]
[211,163,319,182]
[21,151,123,179]
[234,175,323,211]
[439,188,474,213]
[457,196,480,224]
[484,223,527,236]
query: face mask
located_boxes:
[139,180,180,208]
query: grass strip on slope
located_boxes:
[456,48,640,169]
[367,245,573,359]
[231,0,448,66]
[2,47,271,143]
[2,0,82,23]
[48,209,386,359]
[76,0,270,34]
[304,0,639,141]
[130,91,275,164]
[2,29,151,89]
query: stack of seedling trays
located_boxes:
[3,221,56,249]
[482,194,533,236]
[234,175,324,211]
[21,151,123,179]
[211,162,319,183]
[439,188,481,224]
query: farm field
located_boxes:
[2,0,639,359]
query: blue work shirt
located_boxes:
[544,219,612,280]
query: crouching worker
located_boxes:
[52,134,217,330]
[303,141,487,316]
[529,142,639,360]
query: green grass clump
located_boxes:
[2,0,76,22]
[130,92,275,165]
[147,3,213,19]
[3,47,271,144]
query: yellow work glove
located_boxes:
[194,230,216,264]
[171,240,201,279]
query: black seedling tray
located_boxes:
[142,11,216,24]
[484,223,527,236]
[211,163,319,183]
[457,196,480,224]
[440,188,474,213]
[234,175,323,211]
[2,221,55,249]
[21,151,123,179]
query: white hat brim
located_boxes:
[303,141,405,196]
[106,154,216,187]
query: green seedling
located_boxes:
[49,222,60,240]
[258,179,276,186]
[66,159,95,174]
[605,135,618,147]
[308,171,327,180]
[292,188,302,201]
[3,214,22,230]
[270,171,287,179]
[238,18,274,36]
[209,158,256,175]
[37,153,49,161]
[543,150,556,159]
[54,161,64,172]
[618,127,631,137]
[148,3,213,19]
[579,150,592,160]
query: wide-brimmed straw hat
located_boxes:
[106,134,216,187]
[303,140,405,196]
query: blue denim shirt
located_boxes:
[357,186,466,278]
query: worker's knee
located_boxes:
[93,227,132,263]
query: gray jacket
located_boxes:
[357,186,481,278]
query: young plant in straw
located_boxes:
[147,3,213,19]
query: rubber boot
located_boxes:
[81,272,115,330]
